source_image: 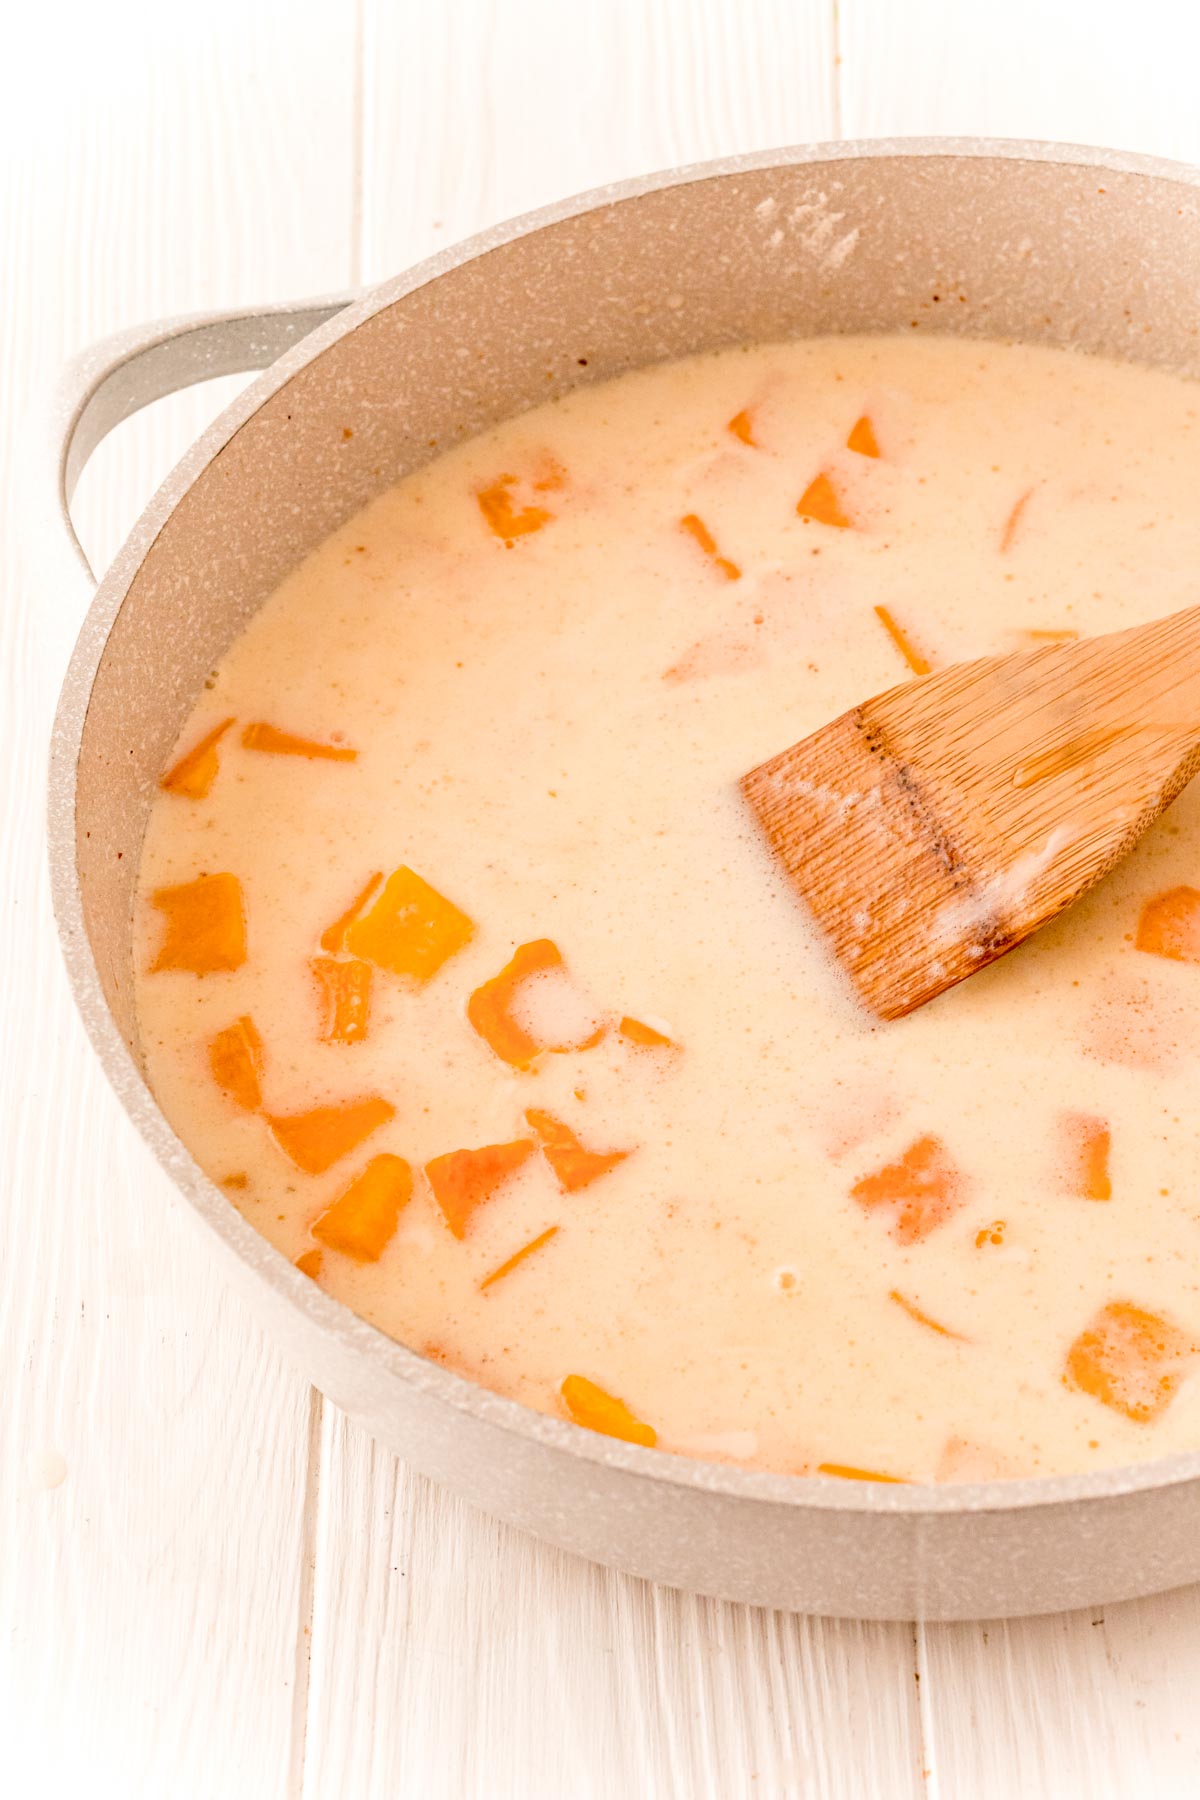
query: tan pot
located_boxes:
[49,139,1200,1620]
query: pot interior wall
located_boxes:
[74,150,1200,1059]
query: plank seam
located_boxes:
[831,0,844,139]
[286,1386,325,1800]
[914,1619,941,1800]
[289,14,362,1789]
[351,0,366,287]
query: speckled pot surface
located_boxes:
[48,140,1200,1620]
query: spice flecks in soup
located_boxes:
[135,336,1200,1479]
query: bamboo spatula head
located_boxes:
[740,607,1200,1020]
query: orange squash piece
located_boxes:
[679,512,741,580]
[267,1096,395,1175]
[208,1015,265,1111]
[817,1462,908,1483]
[311,956,372,1044]
[240,722,357,761]
[661,628,763,685]
[476,474,554,541]
[846,414,880,458]
[850,1134,965,1244]
[345,865,474,981]
[797,472,851,529]
[295,1248,323,1280]
[727,408,757,447]
[888,1289,967,1341]
[618,1015,674,1048]
[160,717,234,799]
[480,1224,560,1292]
[319,871,383,953]
[936,1436,1018,1482]
[1062,1112,1112,1200]
[1136,886,1200,964]
[531,454,567,493]
[1064,1301,1199,1422]
[150,873,247,975]
[525,1108,629,1193]
[873,605,931,676]
[467,938,603,1069]
[425,1138,535,1239]
[312,1152,413,1262]
[560,1374,657,1448]
[999,486,1034,554]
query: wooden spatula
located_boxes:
[740,606,1200,1020]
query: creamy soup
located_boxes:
[134,334,1200,1482]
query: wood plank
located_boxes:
[0,4,355,1794]
[303,4,923,1796]
[920,1592,1200,1800]
[304,1412,924,1800]
[358,0,839,284]
[839,0,1200,159]
[838,7,1200,1798]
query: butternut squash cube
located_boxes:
[846,415,880,458]
[1136,886,1200,964]
[1065,1301,1199,1422]
[560,1374,656,1448]
[425,1139,534,1239]
[525,1108,629,1193]
[311,956,372,1044]
[241,722,356,761]
[150,873,246,975]
[160,717,234,799]
[345,865,474,981]
[476,474,553,541]
[267,1096,395,1174]
[797,472,851,529]
[313,1153,413,1261]
[208,1015,265,1111]
[850,1135,965,1244]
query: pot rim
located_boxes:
[49,133,1200,1521]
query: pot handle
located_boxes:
[53,292,356,583]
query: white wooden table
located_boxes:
[7,2,1200,1793]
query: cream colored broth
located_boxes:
[134,335,1200,1482]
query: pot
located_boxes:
[48,139,1200,1621]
